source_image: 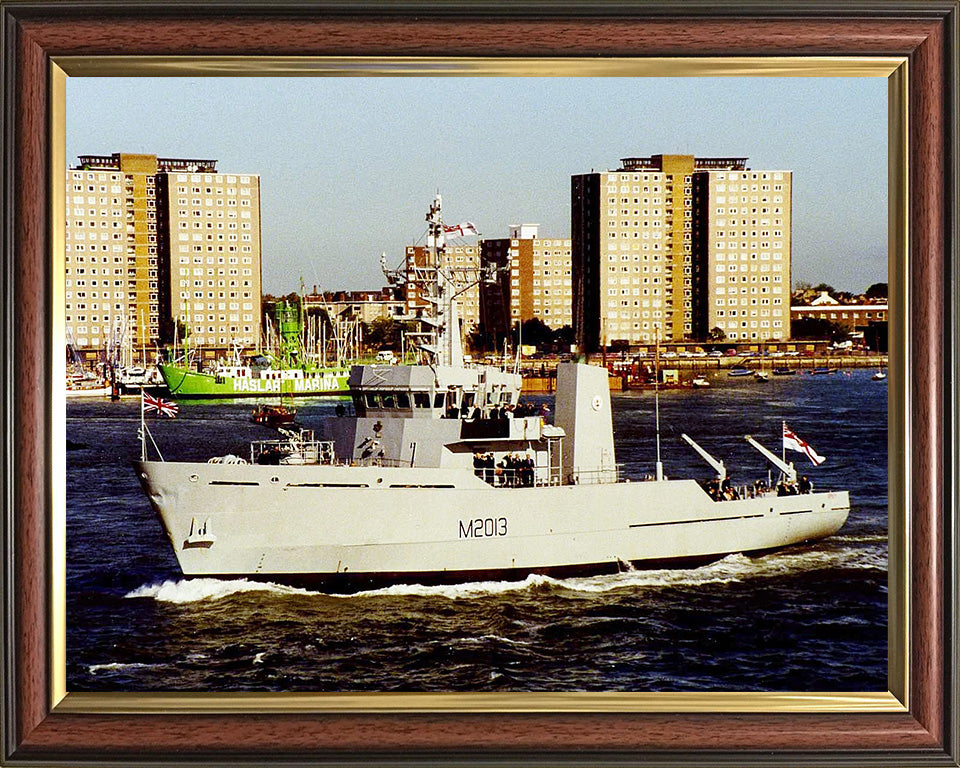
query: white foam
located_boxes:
[124,578,311,604]
[126,545,885,605]
[332,572,559,600]
[448,634,532,647]
[345,547,887,600]
[88,662,159,674]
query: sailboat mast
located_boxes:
[655,328,663,481]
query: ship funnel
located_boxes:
[554,363,616,484]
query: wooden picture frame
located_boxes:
[2,2,957,765]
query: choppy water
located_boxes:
[66,368,887,691]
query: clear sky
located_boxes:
[67,76,887,295]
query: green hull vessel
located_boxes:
[162,299,354,399]
[159,363,351,399]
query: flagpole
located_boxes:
[655,327,663,481]
[781,420,786,465]
[140,390,146,461]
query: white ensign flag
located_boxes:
[782,422,825,466]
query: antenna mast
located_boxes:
[654,327,663,480]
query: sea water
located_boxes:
[66,369,887,691]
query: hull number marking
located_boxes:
[459,517,507,539]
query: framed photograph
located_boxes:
[2,2,957,766]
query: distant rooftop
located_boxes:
[619,155,749,172]
[74,153,218,173]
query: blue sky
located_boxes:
[67,76,887,295]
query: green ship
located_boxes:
[160,301,352,399]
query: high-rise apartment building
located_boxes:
[480,225,573,337]
[160,164,262,350]
[66,154,164,354]
[692,165,792,343]
[571,155,791,350]
[65,153,262,359]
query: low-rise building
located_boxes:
[302,287,405,325]
[790,301,888,330]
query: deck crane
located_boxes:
[680,433,726,481]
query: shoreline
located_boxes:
[521,354,889,392]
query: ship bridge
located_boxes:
[348,363,522,421]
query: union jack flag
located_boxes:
[143,391,179,418]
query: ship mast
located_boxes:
[383,194,493,369]
[424,194,463,368]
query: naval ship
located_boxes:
[135,196,850,590]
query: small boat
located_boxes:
[773,368,797,376]
[811,368,838,375]
[691,376,710,388]
[753,371,770,382]
[252,403,297,427]
[113,364,168,397]
[66,382,112,398]
[872,370,887,381]
[727,368,754,377]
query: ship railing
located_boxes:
[705,484,753,501]
[566,465,622,485]
[250,433,336,466]
[353,457,412,468]
[705,483,809,501]
[474,466,563,488]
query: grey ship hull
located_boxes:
[135,460,850,590]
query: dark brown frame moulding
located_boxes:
[1,2,957,766]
